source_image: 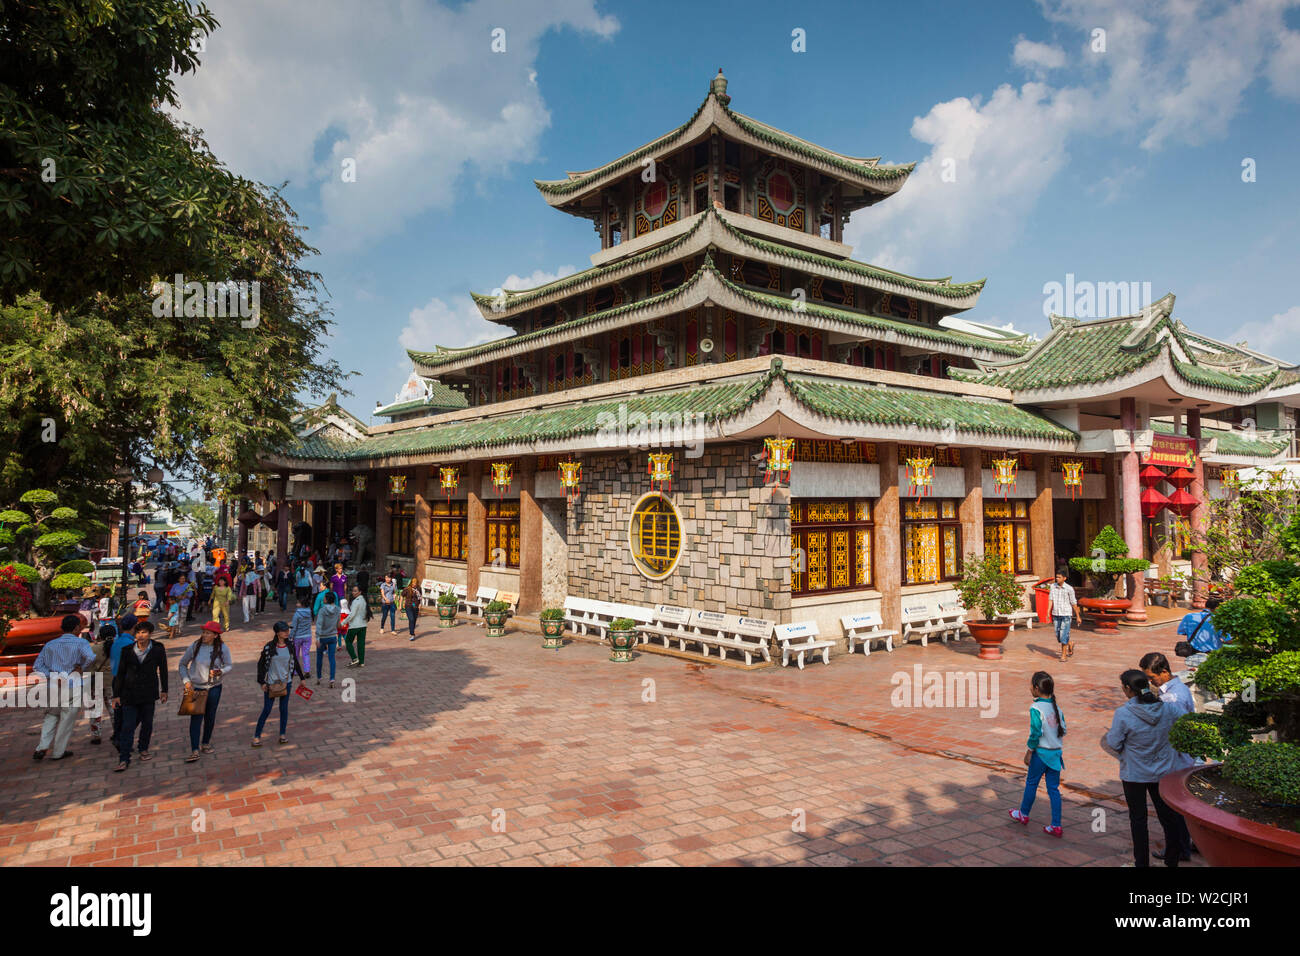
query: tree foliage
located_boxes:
[0,488,93,612]
[1068,524,1149,597]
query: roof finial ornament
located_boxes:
[710,68,730,105]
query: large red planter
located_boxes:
[1078,597,1131,631]
[0,615,66,677]
[966,621,1011,660]
[1158,766,1300,867]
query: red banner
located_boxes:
[1143,434,1198,469]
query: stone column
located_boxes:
[237,497,249,556]
[373,475,392,570]
[958,448,984,562]
[518,458,542,613]
[1030,454,1055,578]
[875,442,902,634]
[276,483,290,563]
[540,498,569,610]
[1120,397,1147,621]
[1188,409,1208,609]
[413,466,432,576]
[466,462,486,598]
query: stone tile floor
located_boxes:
[0,611,1198,866]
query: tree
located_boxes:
[177,500,216,536]
[0,564,31,656]
[0,488,94,613]
[1194,468,1299,584]
[1068,525,1149,598]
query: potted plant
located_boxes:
[436,589,458,628]
[484,599,510,638]
[608,617,638,663]
[1067,525,1148,629]
[539,607,565,649]
[1159,510,1300,865]
[954,552,1026,660]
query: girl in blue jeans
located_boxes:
[253,623,305,746]
[1009,671,1066,836]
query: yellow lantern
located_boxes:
[991,456,1019,499]
[558,460,582,501]
[388,474,407,497]
[353,475,368,497]
[647,452,674,492]
[1060,460,1084,500]
[763,437,795,486]
[439,466,460,499]
[490,462,513,495]
[906,457,934,497]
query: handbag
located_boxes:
[178,687,209,716]
[268,681,288,698]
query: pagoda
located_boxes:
[256,71,1298,637]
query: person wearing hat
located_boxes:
[179,620,234,763]
[253,620,305,747]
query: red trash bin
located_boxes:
[1033,577,1054,624]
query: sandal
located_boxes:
[138,751,153,762]
[278,736,288,745]
[185,752,200,763]
[200,745,215,754]
[251,738,263,748]
[114,762,127,772]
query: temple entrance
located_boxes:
[1053,499,1084,586]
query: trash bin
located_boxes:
[1033,577,1054,624]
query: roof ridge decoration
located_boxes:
[471,205,989,321]
[533,71,914,204]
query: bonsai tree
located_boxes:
[0,489,94,613]
[0,565,32,656]
[1170,511,1300,803]
[1068,525,1149,598]
[954,552,1025,623]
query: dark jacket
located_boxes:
[256,639,306,686]
[112,641,169,706]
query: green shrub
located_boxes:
[2,562,39,584]
[1222,743,1300,805]
[955,552,1025,621]
[437,591,458,606]
[56,559,95,575]
[485,599,509,613]
[1192,646,1300,699]
[540,607,565,621]
[50,572,91,591]
[1169,713,1253,760]
[1068,524,1149,596]
[611,617,636,631]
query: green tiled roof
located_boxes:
[375,380,469,417]
[952,303,1282,395]
[273,361,1073,465]
[417,255,1024,372]
[786,376,1076,442]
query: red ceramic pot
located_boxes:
[1158,766,1300,867]
[966,621,1011,660]
[1078,598,1131,631]
[0,615,66,677]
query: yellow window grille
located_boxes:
[631,494,681,577]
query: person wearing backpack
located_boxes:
[253,621,305,748]
[343,584,371,668]
[1009,671,1067,837]
[178,621,234,763]
[1101,670,1193,867]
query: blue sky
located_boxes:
[174,0,1300,422]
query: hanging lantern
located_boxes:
[353,475,368,497]
[1139,464,1167,488]
[1140,486,1170,519]
[1060,460,1085,500]
[647,452,674,493]
[991,456,1019,499]
[763,438,795,486]
[906,457,934,497]
[1220,468,1241,491]
[439,466,460,499]
[558,460,582,502]
[1166,467,1195,490]
[490,462,513,496]
[1166,487,1198,518]
[388,474,407,497]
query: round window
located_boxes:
[628,492,683,580]
[643,180,669,219]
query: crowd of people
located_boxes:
[33,542,426,771]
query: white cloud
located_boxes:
[398,296,499,354]
[500,266,577,292]
[1229,305,1300,358]
[847,0,1300,270]
[173,0,618,250]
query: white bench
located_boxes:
[938,600,967,639]
[1000,610,1036,630]
[564,596,604,636]
[463,585,498,618]
[841,611,898,656]
[775,621,834,669]
[688,611,774,666]
[636,605,694,646]
[420,579,443,606]
[901,601,964,647]
[562,596,654,641]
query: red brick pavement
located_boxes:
[0,611,1197,866]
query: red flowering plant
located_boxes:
[0,565,33,656]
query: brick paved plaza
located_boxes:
[0,614,1193,867]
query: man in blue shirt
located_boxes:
[1177,598,1231,653]
[32,615,96,761]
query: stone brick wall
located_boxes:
[566,444,792,619]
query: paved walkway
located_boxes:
[0,608,1195,866]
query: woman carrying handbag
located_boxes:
[253,621,305,747]
[178,620,234,763]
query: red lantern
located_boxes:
[1140,486,1170,519]
[1166,467,1195,490]
[1166,488,1198,517]
[1139,464,1167,488]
